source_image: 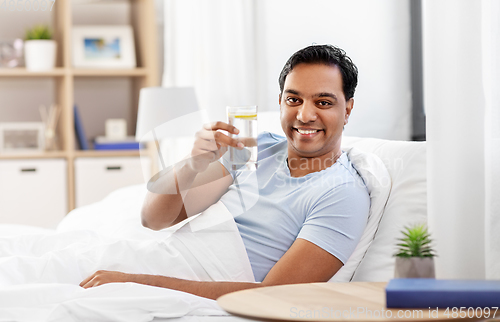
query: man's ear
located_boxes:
[344,98,354,125]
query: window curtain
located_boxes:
[162,0,257,122]
[424,0,500,279]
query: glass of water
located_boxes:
[227,106,258,171]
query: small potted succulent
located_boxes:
[24,24,56,71]
[394,223,436,278]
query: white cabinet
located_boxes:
[75,157,150,208]
[0,159,67,229]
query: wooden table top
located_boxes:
[218,282,480,321]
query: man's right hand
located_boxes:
[142,122,239,230]
[188,121,243,173]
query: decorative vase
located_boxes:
[24,40,56,71]
[394,257,435,278]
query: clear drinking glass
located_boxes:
[227,106,258,171]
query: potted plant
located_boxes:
[24,24,56,71]
[394,223,436,278]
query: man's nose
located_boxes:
[296,101,317,123]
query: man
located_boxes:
[80,44,370,299]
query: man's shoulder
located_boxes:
[305,153,369,199]
[257,132,287,159]
[258,131,286,147]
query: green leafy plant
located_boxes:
[25,25,52,40]
[394,224,436,258]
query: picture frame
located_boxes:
[0,122,45,153]
[72,25,136,69]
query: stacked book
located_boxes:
[94,136,143,150]
[74,105,142,151]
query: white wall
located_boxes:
[255,0,412,140]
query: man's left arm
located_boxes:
[80,238,342,300]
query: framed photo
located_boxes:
[72,25,136,69]
[0,123,45,153]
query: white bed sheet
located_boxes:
[0,195,254,322]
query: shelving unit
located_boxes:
[0,68,67,76]
[0,0,159,214]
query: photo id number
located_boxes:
[1,0,56,11]
[443,307,498,319]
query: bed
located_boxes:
[0,121,426,321]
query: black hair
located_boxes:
[278,44,358,100]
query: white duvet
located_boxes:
[0,147,392,322]
[0,187,255,322]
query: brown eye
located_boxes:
[286,97,300,104]
[317,100,332,107]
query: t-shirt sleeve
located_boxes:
[296,181,370,264]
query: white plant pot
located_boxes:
[24,40,57,71]
[394,257,435,278]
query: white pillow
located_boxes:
[329,147,392,282]
[57,184,149,235]
[342,137,427,281]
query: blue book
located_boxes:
[94,142,142,150]
[93,136,142,150]
[74,105,88,150]
[386,278,500,308]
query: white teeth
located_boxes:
[297,129,319,135]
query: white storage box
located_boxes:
[75,157,150,208]
[0,158,67,228]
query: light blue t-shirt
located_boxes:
[220,132,370,282]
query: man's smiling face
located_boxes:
[280,63,353,161]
